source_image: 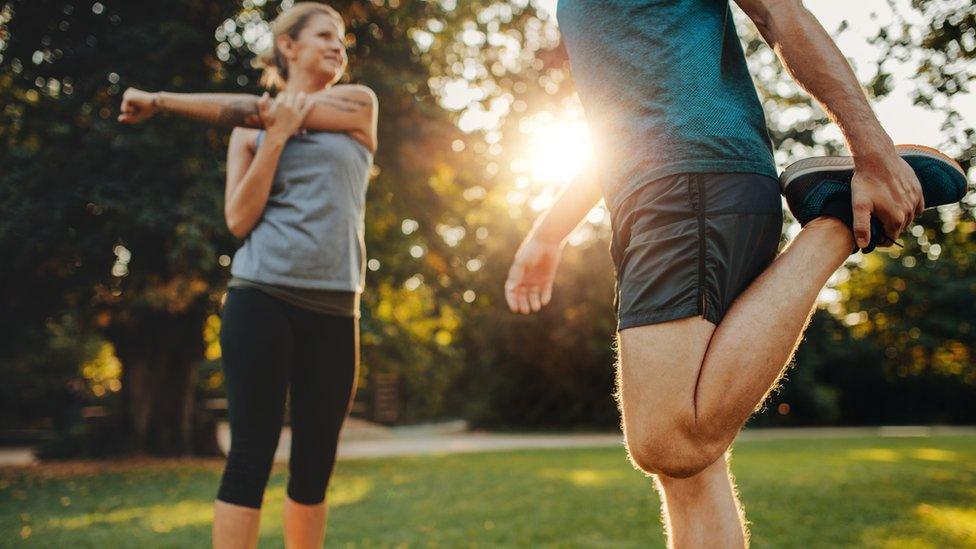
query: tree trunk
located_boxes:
[110,302,207,455]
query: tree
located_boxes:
[0,0,570,451]
[0,0,244,454]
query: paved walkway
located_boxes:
[229,424,976,463]
[0,447,36,467]
[4,425,975,466]
[337,432,623,460]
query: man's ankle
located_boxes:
[806,215,847,232]
[802,215,856,252]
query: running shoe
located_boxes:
[781,144,969,252]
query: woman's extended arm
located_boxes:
[224,91,313,239]
[119,84,378,152]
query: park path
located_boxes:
[276,423,976,463]
[2,424,974,466]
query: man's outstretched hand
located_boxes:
[504,237,563,314]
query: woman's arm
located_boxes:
[225,127,277,239]
[224,92,314,239]
[119,84,378,152]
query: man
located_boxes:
[504,0,969,546]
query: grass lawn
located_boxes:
[3,435,976,547]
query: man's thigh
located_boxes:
[617,316,715,433]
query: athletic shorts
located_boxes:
[610,172,783,331]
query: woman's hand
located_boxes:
[259,91,315,142]
[504,236,564,314]
[118,88,158,124]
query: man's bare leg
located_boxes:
[654,453,747,548]
[620,216,855,475]
[618,217,854,546]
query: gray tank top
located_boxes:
[230,130,373,293]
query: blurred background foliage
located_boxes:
[0,0,973,456]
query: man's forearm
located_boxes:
[528,169,603,245]
[756,3,896,160]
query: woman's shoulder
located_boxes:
[309,84,378,153]
[313,84,378,110]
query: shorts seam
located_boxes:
[704,211,783,217]
[695,174,708,318]
[618,302,702,331]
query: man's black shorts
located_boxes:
[610,172,783,330]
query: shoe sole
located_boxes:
[780,144,967,194]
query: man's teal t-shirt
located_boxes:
[557,0,778,213]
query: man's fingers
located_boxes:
[505,282,518,313]
[517,289,531,315]
[852,202,871,249]
[542,284,553,306]
[882,219,898,242]
[504,282,544,314]
[504,260,522,312]
[890,210,910,242]
[507,282,530,314]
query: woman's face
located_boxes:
[285,14,347,84]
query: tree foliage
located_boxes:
[1,0,974,455]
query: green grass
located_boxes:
[3,435,976,547]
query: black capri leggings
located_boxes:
[217,287,358,509]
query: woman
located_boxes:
[119,3,377,547]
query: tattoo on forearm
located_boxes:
[313,94,370,113]
[216,99,262,128]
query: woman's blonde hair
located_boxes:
[256,2,345,89]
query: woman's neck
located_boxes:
[283,72,332,94]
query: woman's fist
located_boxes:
[118,88,158,124]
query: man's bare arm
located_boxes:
[736,0,923,246]
[736,0,891,159]
[504,164,602,314]
[528,162,603,245]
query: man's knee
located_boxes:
[625,421,723,479]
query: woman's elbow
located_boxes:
[225,211,251,239]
